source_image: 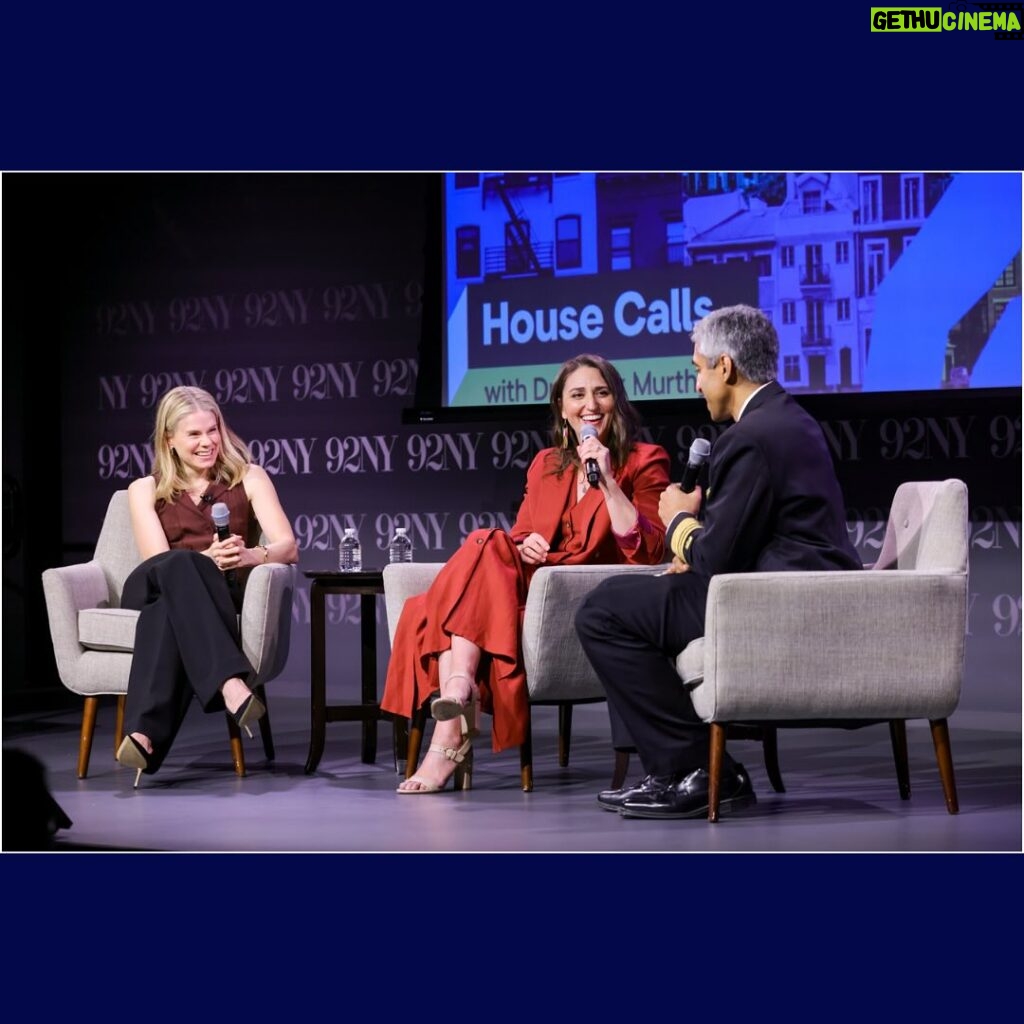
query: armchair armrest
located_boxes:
[240,563,296,682]
[382,563,445,645]
[694,569,968,721]
[523,563,664,701]
[41,561,111,681]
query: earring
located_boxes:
[561,421,569,449]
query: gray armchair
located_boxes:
[41,490,296,779]
[675,478,969,821]
[383,561,663,791]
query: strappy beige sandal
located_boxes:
[396,738,473,794]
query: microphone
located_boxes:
[680,437,711,493]
[579,424,601,487]
[200,493,214,504]
[211,501,238,588]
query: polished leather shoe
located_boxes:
[620,764,755,819]
[597,774,664,812]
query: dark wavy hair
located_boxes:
[547,354,643,475]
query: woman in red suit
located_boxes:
[381,354,670,793]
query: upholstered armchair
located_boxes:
[41,490,296,779]
[675,479,970,821]
[383,562,663,791]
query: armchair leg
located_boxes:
[391,714,409,775]
[114,692,126,757]
[225,715,247,777]
[404,703,429,780]
[610,750,630,790]
[761,726,785,793]
[929,718,959,814]
[889,720,911,800]
[708,723,727,823]
[520,716,534,792]
[557,703,573,767]
[254,684,275,762]
[78,697,99,779]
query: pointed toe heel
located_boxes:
[231,693,266,739]
[116,735,152,789]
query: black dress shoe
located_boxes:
[620,764,756,820]
[597,774,665,812]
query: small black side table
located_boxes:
[303,569,406,774]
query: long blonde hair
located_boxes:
[151,386,251,503]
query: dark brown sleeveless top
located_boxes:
[155,479,260,588]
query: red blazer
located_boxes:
[510,443,669,568]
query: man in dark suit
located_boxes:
[575,304,861,819]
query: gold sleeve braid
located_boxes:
[670,517,704,563]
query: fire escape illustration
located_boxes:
[482,173,554,278]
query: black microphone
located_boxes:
[579,424,601,487]
[211,501,238,588]
[200,493,214,504]
[680,437,711,493]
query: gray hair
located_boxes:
[692,304,778,384]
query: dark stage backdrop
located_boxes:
[3,173,1020,722]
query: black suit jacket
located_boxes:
[669,381,862,577]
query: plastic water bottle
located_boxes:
[388,526,413,564]
[338,528,362,572]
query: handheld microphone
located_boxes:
[680,437,711,493]
[579,424,601,487]
[211,502,238,588]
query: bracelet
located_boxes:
[258,544,270,563]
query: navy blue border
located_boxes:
[3,3,1020,976]
[3,852,1021,1005]
[3,6,1022,169]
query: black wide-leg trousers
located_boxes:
[575,571,726,778]
[121,549,253,770]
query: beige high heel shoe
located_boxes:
[116,735,152,789]
[430,672,479,736]
[231,692,266,739]
[396,737,473,794]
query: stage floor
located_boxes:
[3,693,1021,853]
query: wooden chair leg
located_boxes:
[114,695,126,756]
[391,714,410,775]
[254,684,275,762]
[708,722,727,823]
[610,750,630,790]
[404,703,428,780]
[929,718,959,814]
[761,725,785,793]
[520,715,534,792]
[225,714,247,777]
[78,696,99,779]
[889,719,911,800]
[557,703,573,767]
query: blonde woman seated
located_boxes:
[381,354,670,793]
[116,386,298,786]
